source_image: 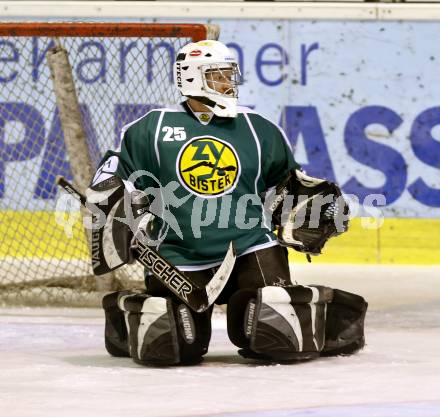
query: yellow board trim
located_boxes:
[0,211,89,259]
[288,217,440,265]
[1,212,439,264]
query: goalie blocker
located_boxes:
[270,169,350,257]
[56,175,236,312]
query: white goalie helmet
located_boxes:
[173,40,241,118]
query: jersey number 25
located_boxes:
[162,126,187,142]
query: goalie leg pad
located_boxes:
[119,293,212,366]
[227,285,333,362]
[322,289,368,356]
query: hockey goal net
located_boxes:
[0,22,218,306]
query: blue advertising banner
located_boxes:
[216,20,440,218]
[1,19,439,217]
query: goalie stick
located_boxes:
[56,176,236,312]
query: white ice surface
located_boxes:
[1,264,440,417]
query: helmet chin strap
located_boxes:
[187,95,236,118]
[187,96,220,110]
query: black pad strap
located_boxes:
[227,289,257,350]
[322,289,368,356]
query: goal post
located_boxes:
[0,22,220,40]
[47,42,119,293]
[0,22,219,306]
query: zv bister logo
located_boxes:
[177,136,240,197]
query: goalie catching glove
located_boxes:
[271,170,350,256]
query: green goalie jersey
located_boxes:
[96,102,298,269]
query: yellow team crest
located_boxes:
[199,113,211,123]
[177,136,240,197]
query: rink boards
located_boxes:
[2,19,440,267]
[1,211,439,265]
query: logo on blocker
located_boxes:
[177,136,240,197]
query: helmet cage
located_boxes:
[201,63,241,99]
